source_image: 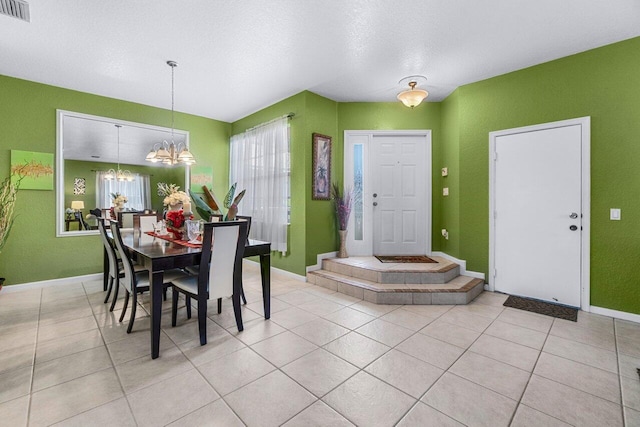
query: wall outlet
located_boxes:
[610,208,621,220]
[443,187,449,196]
[441,229,449,240]
[441,167,448,177]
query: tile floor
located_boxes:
[1,262,639,426]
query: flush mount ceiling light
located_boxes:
[105,125,134,182]
[397,75,429,108]
[145,60,196,166]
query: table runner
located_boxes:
[145,231,202,248]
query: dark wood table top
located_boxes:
[118,231,270,261]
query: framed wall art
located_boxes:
[10,150,54,190]
[312,133,332,200]
[73,177,86,195]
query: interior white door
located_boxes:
[494,124,582,307]
[371,135,427,255]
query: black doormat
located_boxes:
[375,255,437,263]
[503,295,578,322]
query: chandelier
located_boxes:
[105,124,133,182]
[145,60,196,165]
[397,75,429,108]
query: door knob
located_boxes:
[373,202,378,206]
[569,225,578,231]
[569,212,578,219]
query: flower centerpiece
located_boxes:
[110,192,128,218]
[158,183,192,239]
[331,183,352,258]
[165,209,186,240]
[158,182,190,211]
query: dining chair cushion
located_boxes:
[171,275,199,295]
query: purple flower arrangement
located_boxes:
[331,183,352,231]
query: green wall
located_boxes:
[440,89,461,256]
[304,93,339,266]
[444,37,640,314]
[337,101,443,252]
[0,75,230,285]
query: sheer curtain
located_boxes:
[230,117,290,253]
[96,171,151,210]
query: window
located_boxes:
[230,117,290,253]
[96,171,151,210]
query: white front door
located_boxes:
[344,131,431,257]
[490,118,590,307]
[371,135,427,255]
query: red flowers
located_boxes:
[166,210,185,228]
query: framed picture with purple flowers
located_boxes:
[312,133,332,200]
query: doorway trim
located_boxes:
[488,117,591,310]
[344,130,432,256]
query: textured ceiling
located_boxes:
[1,0,639,122]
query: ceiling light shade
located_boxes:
[106,124,134,182]
[145,60,196,166]
[397,81,429,108]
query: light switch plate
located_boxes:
[441,167,448,177]
[443,187,449,196]
[610,208,621,220]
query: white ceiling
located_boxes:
[2,1,640,123]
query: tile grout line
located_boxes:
[504,316,553,426]
[614,320,626,426]
[25,287,43,427]
[87,281,142,427]
[399,303,506,426]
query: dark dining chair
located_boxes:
[171,221,248,345]
[99,219,151,309]
[110,221,187,333]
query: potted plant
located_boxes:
[0,162,40,290]
[332,183,352,258]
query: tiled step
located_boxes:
[307,269,484,305]
[322,256,460,284]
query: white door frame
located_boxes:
[344,130,432,256]
[488,117,591,310]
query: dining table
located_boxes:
[104,230,271,359]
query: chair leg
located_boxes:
[232,291,243,332]
[163,287,167,301]
[241,287,247,305]
[186,296,192,319]
[217,298,222,314]
[109,277,120,312]
[171,288,179,327]
[119,290,130,322]
[103,276,114,304]
[198,297,207,345]
[127,293,137,333]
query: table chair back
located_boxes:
[134,213,160,233]
[199,221,248,300]
[110,221,136,294]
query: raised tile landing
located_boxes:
[307,256,484,305]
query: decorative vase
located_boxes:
[337,229,348,258]
[113,203,124,216]
[167,226,184,241]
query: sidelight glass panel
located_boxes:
[353,144,363,240]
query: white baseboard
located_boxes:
[306,251,338,273]
[243,259,307,282]
[431,251,485,280]
[589,305,640,324]
[1,273,103,294]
